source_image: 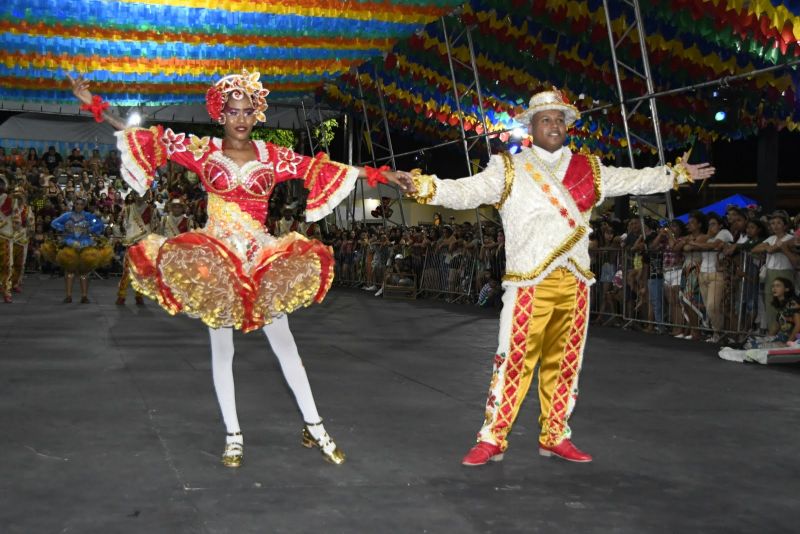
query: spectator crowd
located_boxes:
[4,143,799,348]
[323,204,800,348]
[1,144,213,275]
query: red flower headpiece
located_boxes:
[205,69,270,122]
[205,86,225,121]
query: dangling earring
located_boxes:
[218,115,226,125]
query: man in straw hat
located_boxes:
[407,87,715,465]
[159,196,194,238]
[116,191,156,306]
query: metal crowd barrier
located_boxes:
[588,247,770,339]
[333,248,368,287]
[417,247,478,303]
[330,239,780,341]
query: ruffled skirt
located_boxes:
[126,230,334,332]
[41,239,114,274]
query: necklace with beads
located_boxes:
[531,148,567,182]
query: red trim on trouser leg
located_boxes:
[0,239,12,296]
[482,286,536,451]
[11,242,25,288]
[541,281,589,447]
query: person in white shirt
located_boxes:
[687,213,733,342]
[275,206,299,237]
[406,88,714,465]
[752,211,795,331]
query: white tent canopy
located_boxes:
[0,113,118,155]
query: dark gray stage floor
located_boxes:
[1,277,798,534]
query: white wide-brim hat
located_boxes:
[516,88,580,127]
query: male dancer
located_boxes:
[408,88,714,464]
[0,176,13,303]
[159,197,194,238]
[116,192,156,305]
[10,186,35,294]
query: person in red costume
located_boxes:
[68,71,412,468]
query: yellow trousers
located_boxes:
[11,242,27,289]
[117,252,143,300]
[0,238,11,297]
[477,268,589,450]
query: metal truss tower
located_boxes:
[602,0,674,223]
[440,13,498,243]
[354,65,407,229]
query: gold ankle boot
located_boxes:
[302,421,346,465]
[221,432,243,468]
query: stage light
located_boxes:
[511,128,526,139]
[127,112,142,127]
[712,90,719,97]
[714,110,726,121]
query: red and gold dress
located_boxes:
[116,126,359,332]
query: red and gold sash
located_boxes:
[560,153,601,213]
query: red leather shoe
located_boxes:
[539,439,592,463]
[135,296,145,306]
[115,297,125,305]
[2,295,11,303]
[461,441,504,466]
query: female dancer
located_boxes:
[45,196,112,302]
[67,71,411,467]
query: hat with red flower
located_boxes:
[515,87,580,127]
[205,69,270,122]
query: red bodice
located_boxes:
[202,151,277,223]
[117,126,357,224]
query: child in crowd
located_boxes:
[719,277,800,363]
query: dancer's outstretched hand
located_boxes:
[384,170,416,193]
[681,151,715,182]
[66,73,94,106]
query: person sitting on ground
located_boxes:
[477,274,502,308]
[752,211,795,333]
[719,277,800,364]
[385,254,414,291]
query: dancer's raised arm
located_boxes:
[66,74,127,131]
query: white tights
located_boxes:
[209,315,323,442]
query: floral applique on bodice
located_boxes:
[114,125,360,332]
[116,125,359,225]
[203,151,277,224]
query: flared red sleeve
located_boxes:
[116,126,209,196]
[268,144,359,222]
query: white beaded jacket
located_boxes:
[413,145,690,287]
